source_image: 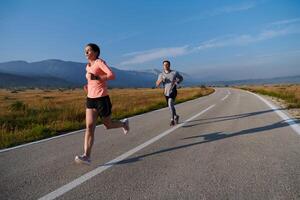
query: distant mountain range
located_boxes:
[206,75,300,86]
[0,71,73,88]
[0,59,299,88]
[0,59,197,88]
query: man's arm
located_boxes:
[175,72,183,84]
[156,74,163,87]
[156,79,162,87]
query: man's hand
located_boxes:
[156,79,162,88]
[172,79,178,86]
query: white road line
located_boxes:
[0,128,87,153]
[0,108,172,154]
[248,91,300,136]
[38,104,216,200]
[0,91,217,153]
[221,89,231,101]
[221,95,229,101]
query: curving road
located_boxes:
[0,88,299,200]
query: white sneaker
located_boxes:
[121,118,130,134]
[75,155,91,165]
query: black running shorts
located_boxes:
[86,96,112,118]
[165,88,177,103]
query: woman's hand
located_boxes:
[91,74,101,80]
[83,84,88,93]
[87,72,102,80]
[86,72,92,80]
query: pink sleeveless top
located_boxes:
[86,58,115,98]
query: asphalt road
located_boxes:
[0,88,299,200]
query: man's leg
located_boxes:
[168,98,177,120]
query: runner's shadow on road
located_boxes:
[182,119,299,141]
[112,119,299,166]
[183,109,284,128]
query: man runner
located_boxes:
[156,60,183,126]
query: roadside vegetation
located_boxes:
[239,84,300,109]
[0,87,214,149]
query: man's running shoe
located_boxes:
[175,115,180,124]
[170,120,175,126]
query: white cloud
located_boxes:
[120,46,189,65]
[269,18,300,26]
[121,18,300,66]
[196,25,298,50]
[211,2,257,16]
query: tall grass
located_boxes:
[239,84,300,108]
[0,87,214,149]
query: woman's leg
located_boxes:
[102,115,129,134]
[102,115,125,129]
[84,108,98,158]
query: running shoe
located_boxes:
[122,118,130,134]
[175,115,180,124]
[170,120,175,126]
[75,155,91,165]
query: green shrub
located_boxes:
[31,125,53,138]
[9,101,27,112]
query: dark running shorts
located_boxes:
[86,96,112,118]
[165,88,177,103]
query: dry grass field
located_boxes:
[239,84,300,109]
[0,87,214,149]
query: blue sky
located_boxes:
[1,0,300,80]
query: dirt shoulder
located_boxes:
[261,94,300,119]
